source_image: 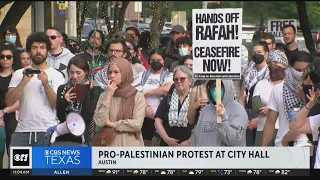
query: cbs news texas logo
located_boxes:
[10,147,32,169]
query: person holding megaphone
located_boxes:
[46,56,100,146]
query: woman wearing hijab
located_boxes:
[94,57,146,146]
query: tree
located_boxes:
[296,1,316,56]
[149,2,173,50]
[101,1,130,39]
[0,1,32,41]
[77,1,91,41]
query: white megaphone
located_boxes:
[50,112,86,144]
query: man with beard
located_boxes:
[46,27,75,82]
[282,25,309,63]
[5,32,65,146]
[77,30,108,73]
[94,38,128,91]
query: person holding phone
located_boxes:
[51,56,100,146]
[252,50,288,146]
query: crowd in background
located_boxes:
[1,22,320,169]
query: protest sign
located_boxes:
[192,8,243,80]
[267,19,297,42]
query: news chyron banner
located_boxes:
[10,147,92,176]
[10,147,310,176]
[192,8,242,80]
[91,147,310,169]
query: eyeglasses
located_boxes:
[49,35,61,40]
[108,49,123,54]
[173,77,187,83]
[0,54,13,60]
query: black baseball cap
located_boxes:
[171,25,186,34]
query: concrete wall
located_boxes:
[0,2,32,48]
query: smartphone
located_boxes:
[74,84,86,101]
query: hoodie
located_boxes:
[191,79,248,146]
[46,47,75,82]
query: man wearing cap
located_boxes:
[165,25,186,70]
[125,26,141,45]
[66,36,81,55]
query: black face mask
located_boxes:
[68,47,78,54]
[252,54,265,64]
[150,61,163,72]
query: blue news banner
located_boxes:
[10,147,92,176]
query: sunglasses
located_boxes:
[173,77,187,83]
[68,44,77,47]
[0,54,13,60]
[49,35,61,40]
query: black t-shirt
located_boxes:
[0,74,17,128]
[155,93,193,146]
[0,74,12,110]
[284,47,298,64]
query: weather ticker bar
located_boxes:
[91,169,310,176]
[4,169,311,176]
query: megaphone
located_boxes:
[50,112,86,144]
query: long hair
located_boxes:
[2,26,23,48]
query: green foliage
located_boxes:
[83,1,320,26]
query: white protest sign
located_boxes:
[192,8,242,80]
[267,19,297,42]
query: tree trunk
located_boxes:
[0,1,32,41]
[296,1,316,56]
[102,1,130,39]
[76,1,80,40]
[77,1,91,41]
[101,1,112,39]
[149,2,173,50]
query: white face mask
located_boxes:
[179,47,189,56]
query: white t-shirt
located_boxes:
[268,83,310,147]
[135,71,173,113]
[253,79,280,131]
[309,115,320,169]
[267,83,289,146]
[8,67,65,132]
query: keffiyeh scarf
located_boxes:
[244,62,269,103]
[60,78,93,143]
[168,88,191,128]
[94,61,110,89]
[283,68,304,120]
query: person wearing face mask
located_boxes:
[251,50,288,146]
[191,79,248,146]
[66,36,81,55]
[239,41,270,146]
[169,36,192,72]
[2,26,23,48]
[135,48,174,146]
[261,51,313,147]
[281,62,320,169]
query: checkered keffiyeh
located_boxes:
[267,50,289,67]
[283,68,304,120]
